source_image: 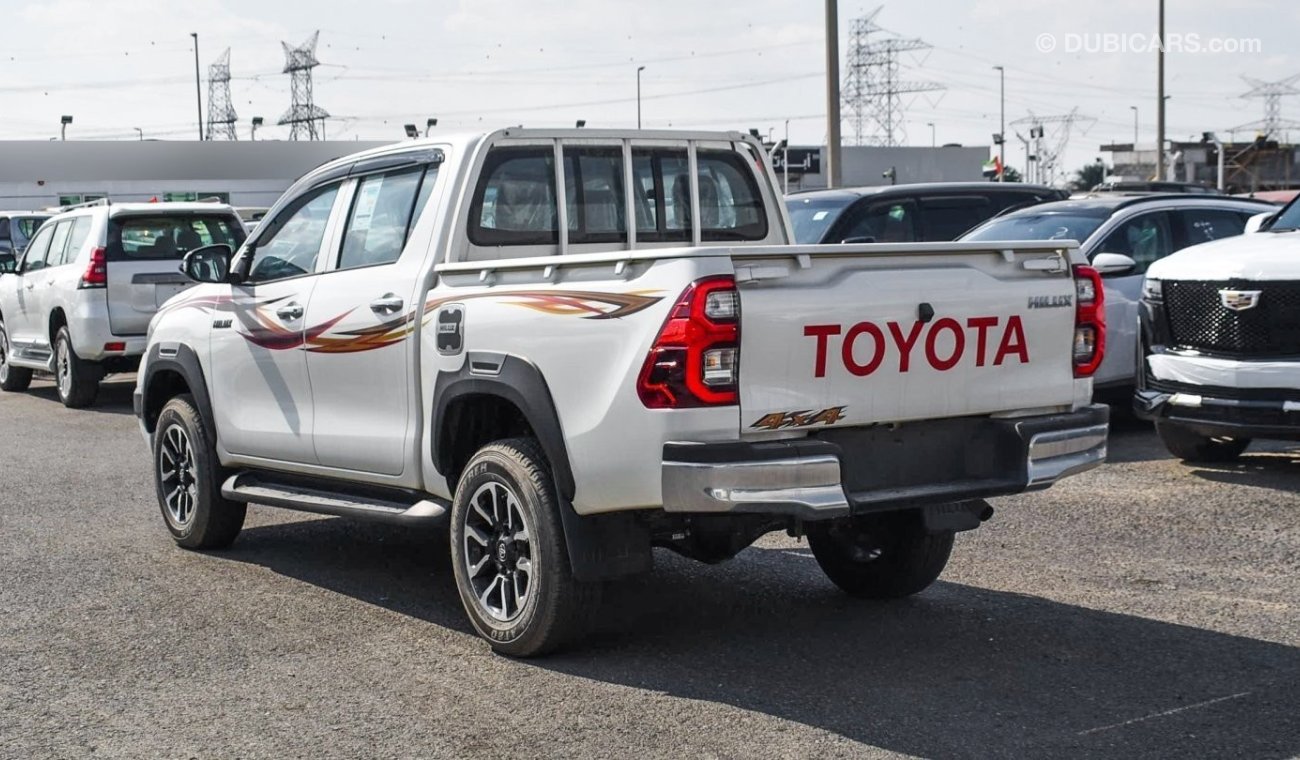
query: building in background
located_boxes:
[777,144,991,191]
[1101,139,1300,194]
[0,140,392,210]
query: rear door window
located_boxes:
[108,215,245,261]
[45,220,73,267]
[1177,208,1247,246]
[336,166,428,270]
[840,199,918,243]
[696,150,767,241]
[918,195,993,241]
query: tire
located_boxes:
[0,321,32,392]
[449,437,598,657]
[1156,421,1250,463]
[54,326,100,408]
[807,513,954,599]
[153,394,245,549]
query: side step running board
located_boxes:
[221,471,448,526]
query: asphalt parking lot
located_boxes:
[1,377,1297,759]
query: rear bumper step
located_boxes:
[662,404,1109,520]
[221,471,448,526]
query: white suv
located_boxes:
[0,201,245,407]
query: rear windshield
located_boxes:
[961,210,1110,244]
[107,215,245,261]
[12,216,50,248]
[785,196,854,243]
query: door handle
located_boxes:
[275,302,304,321]
[370,294,405,315]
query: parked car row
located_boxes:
[0,200,246,406]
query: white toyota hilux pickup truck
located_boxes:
[1136,195,1300,460]
[135,129,1108,655]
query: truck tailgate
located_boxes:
[734,242,1080,434]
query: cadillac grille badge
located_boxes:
[1218,289,1261,311]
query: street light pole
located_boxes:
[191,32,203,141]
[134,127,143,141]
[1129,105,1138,147]
[636,66,646,129]
[824,0,842,188]
[926,121,935,147]
[783,118,790,194]
[994,65,1005,182]
[1156,0,1165,182]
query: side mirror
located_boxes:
[181,244,235,284]
[1091,252,1137,277]
[1244,211,1275,234]
[841,235,877,244]
[0,252,14,274]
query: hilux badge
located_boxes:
[1219,289,1261,311]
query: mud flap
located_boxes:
[557,500,654,582]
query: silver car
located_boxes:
[961,194,1276,392]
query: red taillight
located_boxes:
[79,247,107,289]
[637,276,739,408]
[103,342,126,352]
[1072,264,1105,377]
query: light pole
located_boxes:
[993,65,1005,182]
[926,121,935,147]
[190,32,203,140]
[783,118,790,194]
[425,117,437,136]
[1156,0,1165,183]
[133,127,143,141]
[636,65,646,129]
[825,0,842,188]
[251,116,263,141]
[1129,105,1139,148]
[60,115,73,141]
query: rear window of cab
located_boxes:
[468,145,768,248]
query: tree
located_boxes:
[1001,166,1022,183]
[1071,161,1109,192]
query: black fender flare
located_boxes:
[137,343,217,439]
[432,353,575,502]
[431,354,651,581]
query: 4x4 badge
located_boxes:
[1219,289,1261,311]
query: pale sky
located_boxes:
[3,0,1297,182]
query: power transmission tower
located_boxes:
[841,6,944,147]
[205,48,238,141]
[1230,74,1300,141]
[1010,109,1095,186]
[277,31,330,141]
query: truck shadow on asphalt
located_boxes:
[24,379,136,417]
[1187,448,1300,492]
[223,518,1299,758]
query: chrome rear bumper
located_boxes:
[662,404,1109,520]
